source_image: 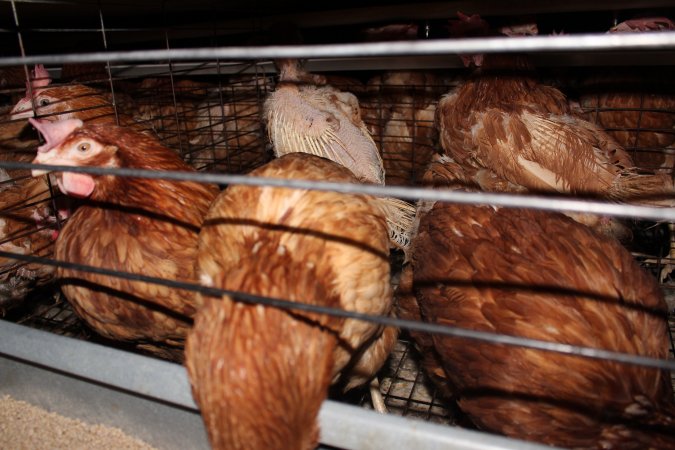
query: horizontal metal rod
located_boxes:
[1,249,674,372]
[0,27,149,33]
[1,33,675,67]
[1,160,674,221]
[0,251,675,370]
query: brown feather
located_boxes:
[436,57,674,203]
[0,175,58,312]
[52,123,218,357]
[398,161,675,448]
[186,153,395,449]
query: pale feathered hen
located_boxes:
[265,59,384,183]
[186,153,397,450]
[397,158,675,449]
[263,59,415,251]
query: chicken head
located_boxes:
[10,64,55,120]
[30,118,108,198]
[10,65,112,123]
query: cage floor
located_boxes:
[5,274,675,428]
[3,289,458,423]
[358,337,455,425]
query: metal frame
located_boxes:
[0,320,556,450]
[1,3,675,449]
[3,32,675,67]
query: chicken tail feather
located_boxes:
[611,170,675,206]
[378,197,416,251]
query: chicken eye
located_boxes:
[38,98,50,107]
[78,142,91,152]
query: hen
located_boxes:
[186,153,397,450]
[576,15,675,172]
[10,65,147,133]
[397,158,675,449]
[263,58,415,251]
[437,57,672,200]
[361,71,445,186]
[187,75,271,172]
[1,79,63,312]
[574,16,675,280]
[436,14,673,239]
[130,77,214,151]
[29,118,219,360]
[0,174,60,313]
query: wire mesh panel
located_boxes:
[358,71,450,186]
[573,68,675,175]
[8,289,88,339]
[373,337,454,424]
[119,67,274,173]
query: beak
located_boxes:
[31,152,72,177]
[29,118,84,178]
[31,152,53,177]
[10,109,36,121]
[9,99,35,121]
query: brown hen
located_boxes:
[436,15,673,248]
[10,65,147,133]
[437,54,675,245]
[574,17,675,280]
[0,175,60,313]
[1,98,62,312]
[436,53,673,203]
[361,71,446,186]
[130,77,215,151]
[186,153,397,450]
[29,118,219,360]
[577,72,675,172]
[187,76,270,172]
[576,17,675,172]
[397,160,675,449]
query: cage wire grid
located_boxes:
[2,2,675,447]
[5,263,675,425]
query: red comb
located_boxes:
[32,64,51,87]
[23,64,52,100]
[448,11,490,37]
